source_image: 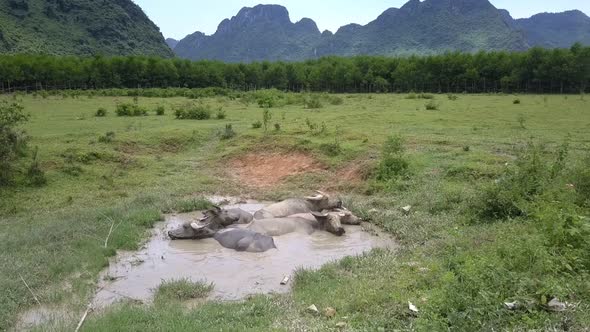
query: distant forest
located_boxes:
[1,45,589,94]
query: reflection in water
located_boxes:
[94,202,396,308]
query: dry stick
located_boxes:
[74,301,93,332]
[19,273,41,306]
[104,217,116,248]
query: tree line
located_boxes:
[0,44,589,94]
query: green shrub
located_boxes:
[262,109,272,132]
[219,124,236,140]
[174,104,212,120]
[26,147,46,187]
[374,135,410,184]
[98,131,115,143]
[320,140,342,156]
[305,118,327,136]
[406,92,435,100]
[513,99,521,104]
[304,94,323,109]
[116,103,148,117]
[154,105,166,116]
[329,96,344,105]
[216,108,226,120]
[252,121,262,129]
[517,114,527,129]
[425,101,439,110]
[0,101,29,185]
[447,94,459,101]
[274,123,281,132]
[95,108,108,117]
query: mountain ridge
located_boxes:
[173,0,590,62]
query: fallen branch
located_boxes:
[19,273,41,306]
[74,302,93,332]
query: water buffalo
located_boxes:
[167,217,276,253]
[202,206,254,226]
[253,191,342,219]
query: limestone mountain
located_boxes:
[166,38,179,50]
[0,0,173,57]
[174,4,321,62]
[514,11,590,48]
[175,1,590,62]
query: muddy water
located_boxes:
[93,201,396,308]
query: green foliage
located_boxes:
[305,118,327,136]
[95,108,108,117]
[0,0,173,57]
[219,124,236,140]
[274,123,281,132]
[216,108,226,120]
[98,131,116,143]
[251,121,262,129]
[154,106,166,116]
[116,103,148,117]
[154,279,213,303]
[304,94,323,109]
[26,146,46,187]
[262,109,272,132]
[517,114,527,129]
[174,104,212,120]
[425,100,439,110]
[448,94,459,101]
[0,101,29,185]
[373,135,410,188]
[0,45,589,94]
[513,98,521,104]
[329,96,344,105]
[319,140,342,156]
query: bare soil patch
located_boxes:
[229,152,323,188]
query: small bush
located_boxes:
[252,121,262,129]
[219,124,236,140]
[406,93,435,100]
[174,104,212,120]
[116,103,148,117]
[274,123,281,132]
[98,131,115,143]
[95,108,108,117]
[305,118,327,136]
[517,114,527,129]
[154,279,213,303]
[374,135,410,185]
[26,147,46,187]
[262,109,272,132]
[0,101,29,185]
[216,108,226,120]
[329,96,344,105]
[320,140,342,156]
[425,101,439,110]
[304,94,323,109]
[513,99,521,104]
[447,94,459,101]
[154,105,166,116]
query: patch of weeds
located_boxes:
[216,108,226,120]
[463,145,471,152]
[329,96,344,105]
[371,134,411,191]
[305,118,327,136]
[116,103,148,117]
[425,100,439,110]
[98,131,115,143]
[26,147,46,187]
[95,108,108,117]
[252,121,262,129]
[154,105,165,116]
[319,140,342,157]
[513,98,521,105]
[174,104,212,120]
[165,197,212,213]
[262,109,272,132]
[304,94,323,109]
[406,92,435,100]
[62,165,84,176]
[219,124,236,140]
[448,94,459,101]
[517,114,527,129]
[274,123,281,132]
[154,279,213,304]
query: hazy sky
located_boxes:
[133,0,590,40]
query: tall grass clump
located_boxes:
[174,104,212,120]
[95,107,108,117]
[370,135,411,192]
[0,101,29,185]
[154,279,213,304]
[154,105,166,116]
[116,103,148,117]
[304,94,323,109]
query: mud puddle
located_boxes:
[93,200,396,309]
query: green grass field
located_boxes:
[1,92,589,331]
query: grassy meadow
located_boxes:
[1,91,589,331]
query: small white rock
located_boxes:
[547,298,567,312]
[402,206,412,215]
[504,301,519,310]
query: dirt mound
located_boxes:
[229,153,322,188]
